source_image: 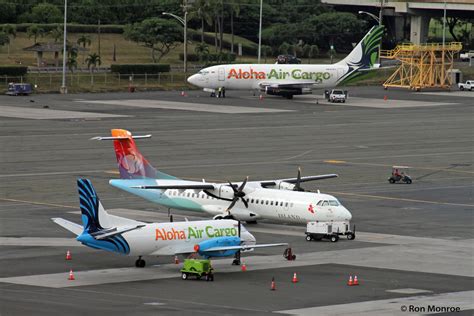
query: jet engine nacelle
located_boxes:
[213,210,260,222]
[194,236,240,258]
[264,181,295,191]
[264,86,312,98]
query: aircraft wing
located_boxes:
[132,183,216,190]
[202,243,288,252]
[258,174,338,187]
[259,81,316,89]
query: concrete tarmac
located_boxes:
[0,87,472,315]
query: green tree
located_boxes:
[49,26,63,43]
[191,0,214,43]
[77,34,92,63]
[0,0,16,23]
[194,42,209,62]
[304,44,319,63]
[279,42,290,55]
[86,53,101,84]
[67,56,77,73]
[124,18,182,63]
[0,32,10,47]
[261,45,272,63]
[27,3,63,23]
[27,25,45,44]
[1,24,16,56]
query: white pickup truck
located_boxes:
[460,51,474,61]
[458,80,473,91]
[325,89,348,103]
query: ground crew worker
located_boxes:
[222,86,226,98]
[217,87,222,98]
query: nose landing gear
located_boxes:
[135,256,146,268]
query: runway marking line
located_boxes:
[0,198,76,209]
[324,160,346,164]
[328,191,474,207]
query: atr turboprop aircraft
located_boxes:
[187,25,383,99]
[53,179,287,267]
[93,129,352,224]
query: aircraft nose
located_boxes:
[343,207,352,221]
[187,74,200,86]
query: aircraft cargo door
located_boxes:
[218,67,225,81]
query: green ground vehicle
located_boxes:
[180,259,214,281]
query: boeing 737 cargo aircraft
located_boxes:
[93,129,352,224]
[187,25,383,98]
[53,179,287,267]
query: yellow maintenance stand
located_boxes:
[381,42,462,91]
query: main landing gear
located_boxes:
[135,256,146,268]
[232,251,241,266]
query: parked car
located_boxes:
[460,51,474,61]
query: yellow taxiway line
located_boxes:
[0,198,76,209]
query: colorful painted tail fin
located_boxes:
[337,25,384,70]
[77,178,111,233]
[93,129,176,180]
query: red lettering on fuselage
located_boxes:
[155,228,186,240]
[227,68,266,80]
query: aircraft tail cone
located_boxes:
[241,262,247,272]
[292,272,298,283]
[174,255,179,264]
[65,250,72,261]
[270,277,276,291]
[347,275,353,286]
[68,269,75,280]
[353,275,359,286]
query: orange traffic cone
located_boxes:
[65,250,72,260]
[353,275,359,285]
[174,255,179,264]
[292,272,298,283]
[347,275,353,286]
[270,277,276,291]
[259,94,263,100]
[241,262,247,272]
[68,269,75,280]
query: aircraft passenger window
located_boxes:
[251,199,254,203]
[270,201,273,206]
[329,200,339,206]
[280,202,283,206]
[285,202,288,207]
[265,201,269,205]
[322,201,329,206]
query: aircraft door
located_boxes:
[218,67,225,81]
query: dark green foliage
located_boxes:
[19,3,62,23]
[10,23,124,34]
[0,66,28,76]
[110,64,171,74]
[179,52,236,63]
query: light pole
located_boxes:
[257,0,263,63]
[358,9,383,66]
[60,0,68,94]
[442,0,447,47]
[163,9,187,73]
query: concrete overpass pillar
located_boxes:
[410,15,430,44]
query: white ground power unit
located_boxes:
[305,221,355,242]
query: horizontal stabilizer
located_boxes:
[261,174,338,187]
[90,135,152,141]
[93,224,146,240]
[51,218,82,236]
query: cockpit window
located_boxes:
[322,201,329,206]
[316,200,322,206]
[198,70,209,75]
[329,200,339,206]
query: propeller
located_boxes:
[226,176,249,213]
[293,167,305,192]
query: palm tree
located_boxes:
[1,25,16,56]
[309,45,319,64]
[67,56,77,73]
[86,53,101,85]
[228,0,242,53]
[77,34,92,64]
[191,0,213,43]
[194,42,209,62]
[27,25,44,44]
